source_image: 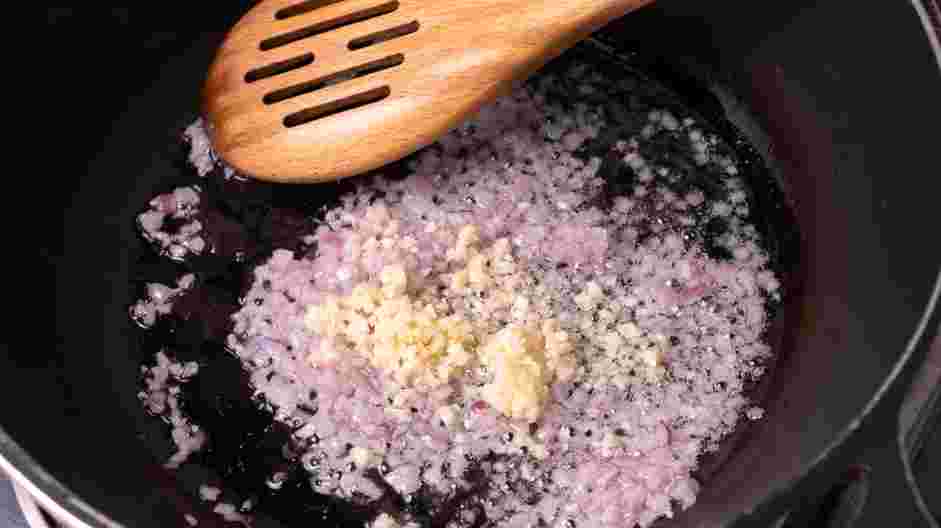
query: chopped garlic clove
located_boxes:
[380,265,408,297]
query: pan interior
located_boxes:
[122,36,798,527]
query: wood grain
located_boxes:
[204,0,655,183]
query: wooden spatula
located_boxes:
[204,0,653,183]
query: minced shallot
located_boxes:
[135,60,780,528]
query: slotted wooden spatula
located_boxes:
[204,0,654,183]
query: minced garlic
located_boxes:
[479,322,575,421]
[447,225,480,262]
[371,300,477,386]
[302,224,577,421]
[564,280,671,386]
[574,281,604,310]
[305,281,477,387]
[380,264,408,298]
[587,317,669,386]
[467,254,492,288]
[479,326,550,422]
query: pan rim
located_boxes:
[0,431,103,528]
[726,0,941,522]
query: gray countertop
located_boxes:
[0,478,31,528]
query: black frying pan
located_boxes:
[16,1,941,527]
